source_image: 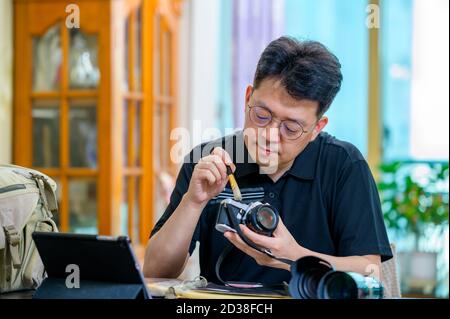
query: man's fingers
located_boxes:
[273,217,287,236]
[239,225,273,248]
[212,147,236,173]
[197,168,216,185]
[200,154,229,180]
[207,155,228,180]
[198,160,222,182]
[212,147,232,164]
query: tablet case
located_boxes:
[33,278,148,299]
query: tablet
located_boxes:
[32,232,151,299]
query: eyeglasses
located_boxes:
[247,105,313,140]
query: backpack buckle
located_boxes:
[3,225,20,246]
[3,225,22,268]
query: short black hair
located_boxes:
[253,36,343,117]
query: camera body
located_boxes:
[215,198,279,237]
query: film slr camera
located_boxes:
[216,198,280,238]
[214,197,290,288]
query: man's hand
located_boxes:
[224,218,307,271]
[224,218,383,279]
[184,147,236,208]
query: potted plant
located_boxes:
[378,161,449,296]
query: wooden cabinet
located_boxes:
[13,0,182,244]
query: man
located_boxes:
[143,37,392,285]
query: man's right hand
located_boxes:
[144,147,236,278]
[184,147,236,207]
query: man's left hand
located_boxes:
[224,218,309,271]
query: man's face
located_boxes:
[243,78,328,173]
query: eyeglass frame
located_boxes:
[247,104,317,140]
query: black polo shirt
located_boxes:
[150,130,392,285]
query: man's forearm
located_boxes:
[143,194,206,278]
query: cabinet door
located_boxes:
[14,0,183,243]
[150,0,182,235]
[14,0,107,234]
[122,1,144,244]
[119,0,182,244]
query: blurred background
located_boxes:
[0,0,448,297]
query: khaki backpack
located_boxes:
[0,164,59,293]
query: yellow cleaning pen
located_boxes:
[226,165,242,201]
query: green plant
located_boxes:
[377,161,449,250]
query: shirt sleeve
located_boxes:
[149,161,200,256]
[332,159,393,262]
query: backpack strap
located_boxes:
[10,167,58,217]
[3,225,21,268]
[29,173,58,217]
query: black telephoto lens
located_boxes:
[317,271,358,299]
[301,268,328,299]
[289,256,384,299]
[289,256,333,299]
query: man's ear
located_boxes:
[310,116,328,141]
[244,85,253,109]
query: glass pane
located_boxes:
[153,15,160,96]
[124,101,141,167]
[153,103,169,171]
[123,100,129,167]
[153,102,167,225]
[33,24,62,91]
[153,103,161,169]
[123,17,130,91]
[134,102,141,166]
[409,1,449,160]
[162,31,171,96]
[132,177,140,243]
[120,176,128,236]
[161,105,170,171]
[69,29,100,89]
[69,100,97,168]
[381,0,413,161]
[32,101,60,167]
[134,7,142,92]
[284,0,369,155]
[153,103,160,170]
[69,179,97,234]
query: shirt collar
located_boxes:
[287,135,321,180]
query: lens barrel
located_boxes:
[244,204,279,236]
[289,256,384,299]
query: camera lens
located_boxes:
[256,207,277,230]
[245,204,279,235]
[317,271,358,299]
[289,256,384,299]
[300,268,328,299]
[289,256,333,299]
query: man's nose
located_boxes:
[260,122,281,144]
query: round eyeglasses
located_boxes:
[247,105,313,140]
